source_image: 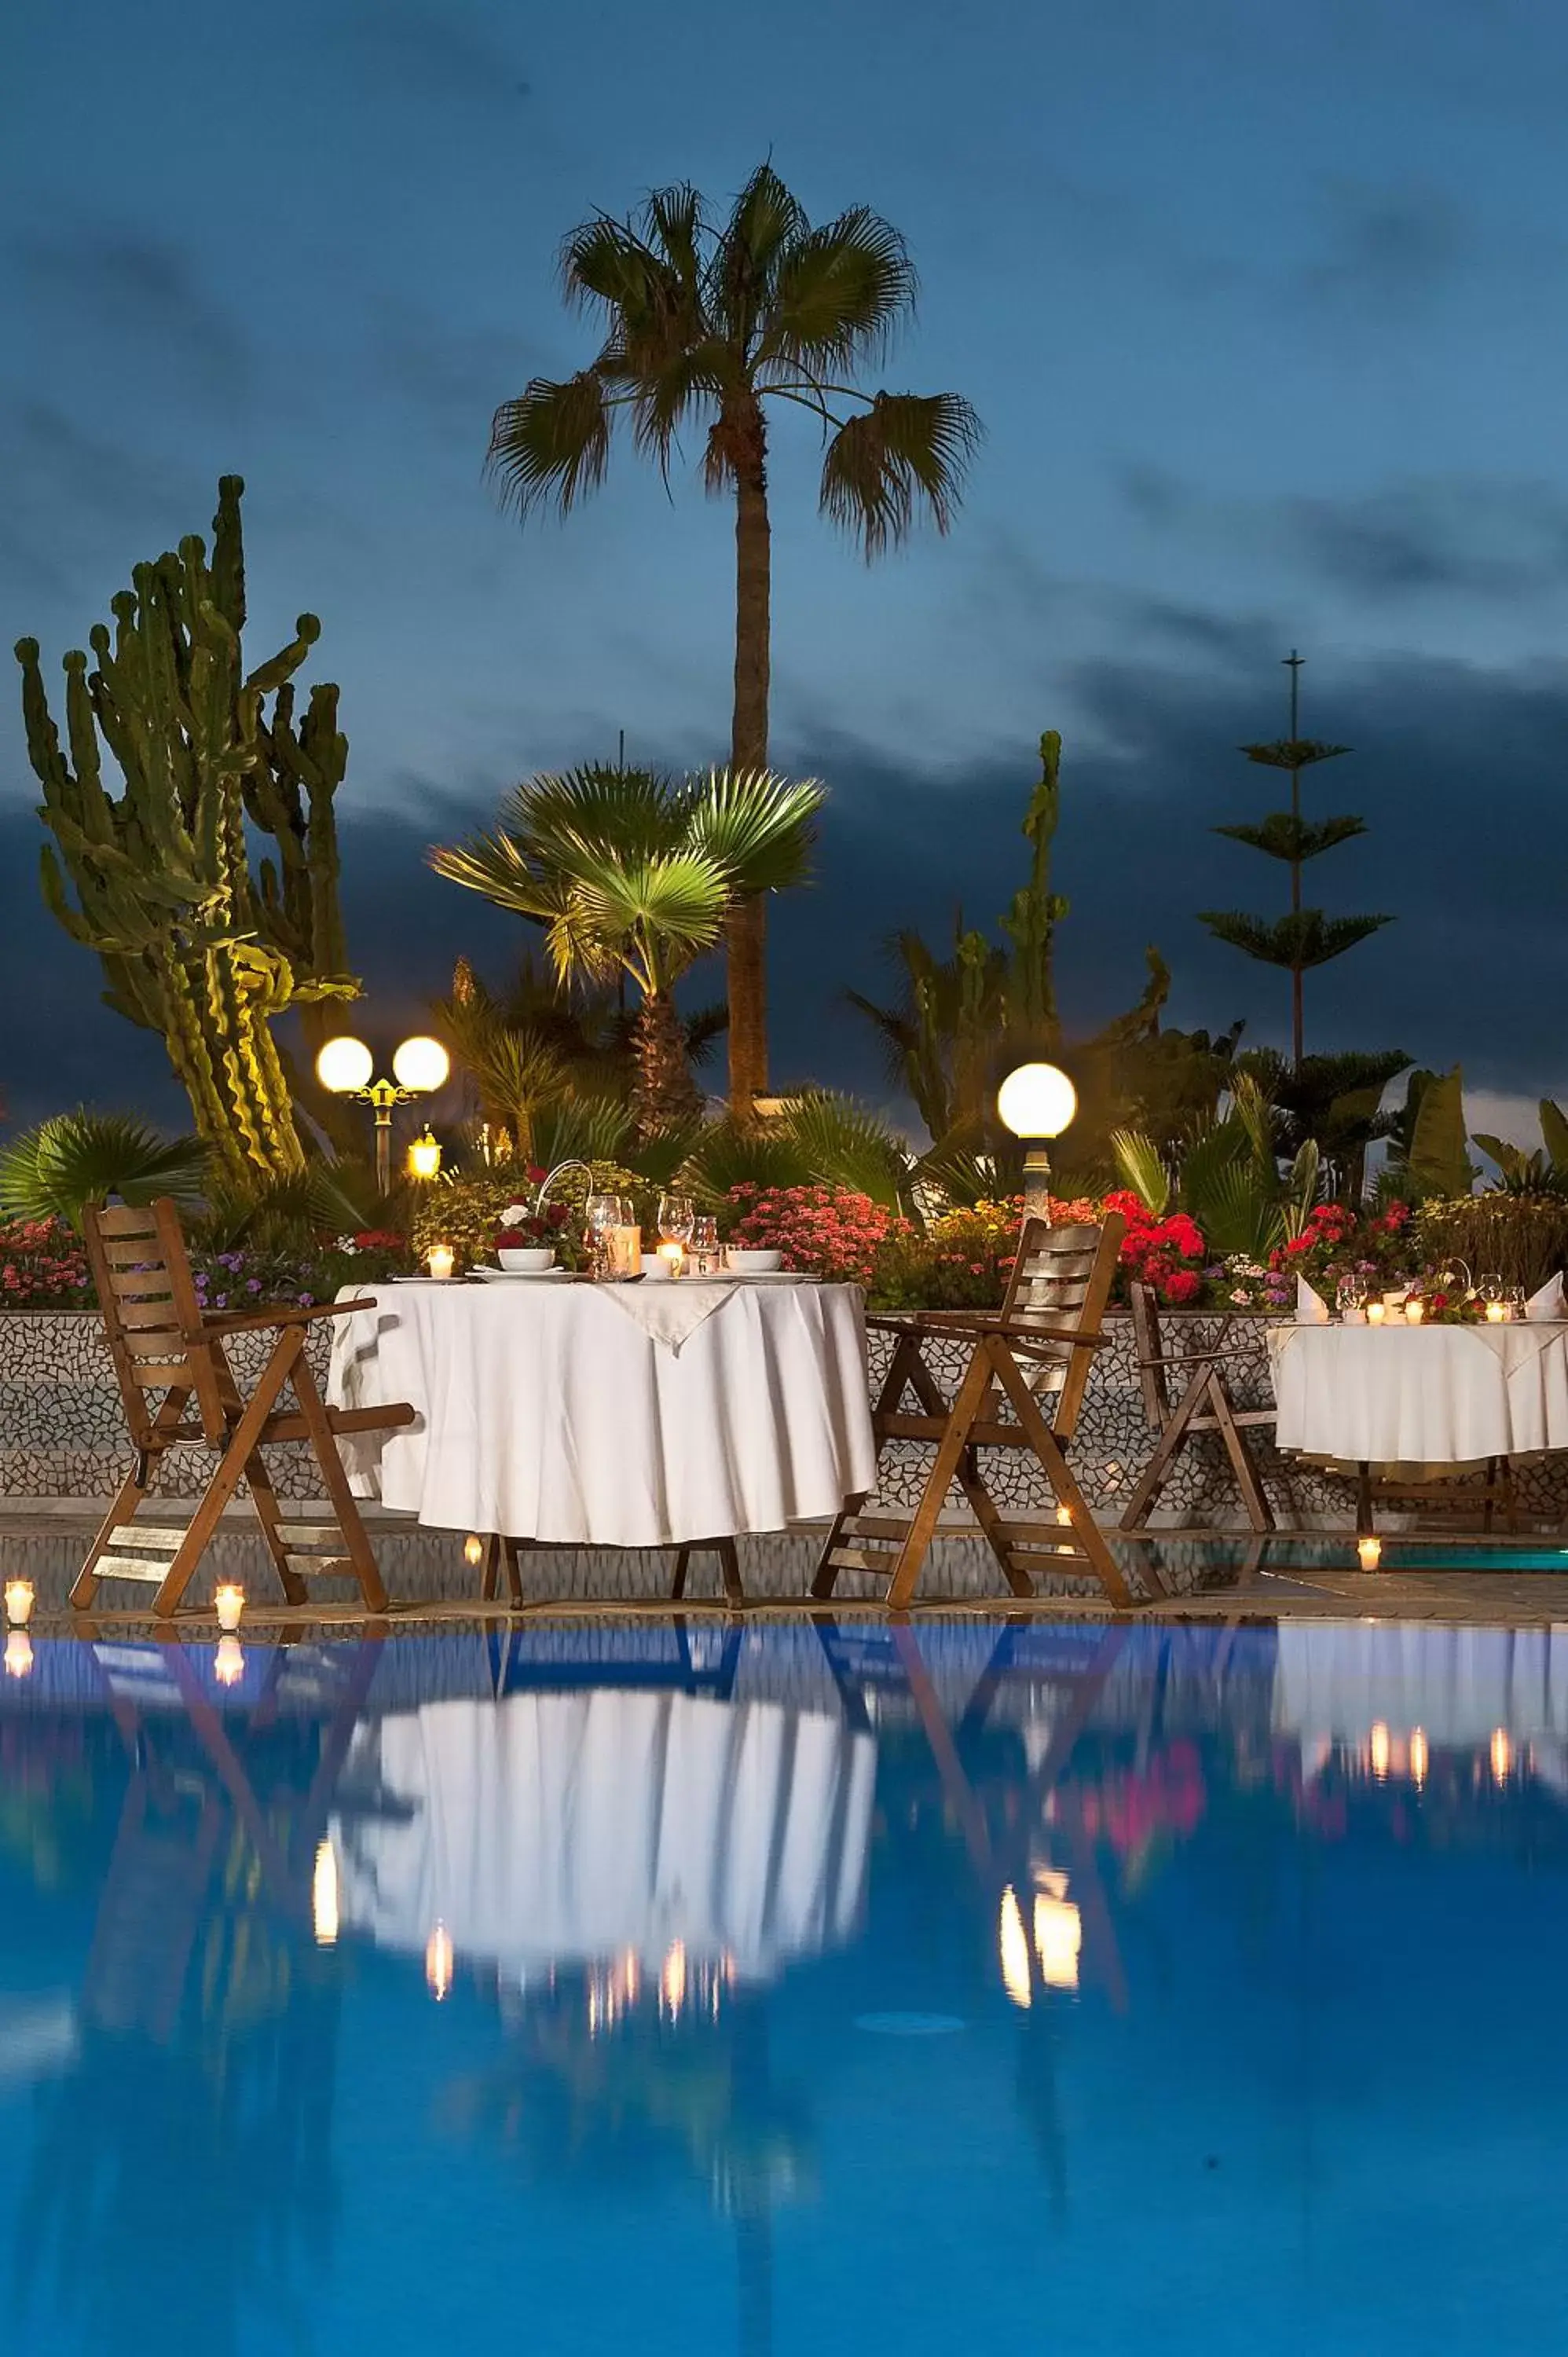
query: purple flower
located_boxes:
[246,1278,262,1293]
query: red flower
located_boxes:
[1162,1269,1202,1305]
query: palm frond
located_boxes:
[1109,1127,1171,1217]
[819,391,984,558]
[504,765,680,863]
[785,1091,912,1208]
[0,1111,208,1231]
[680,766,826,892]
[677,1117,812,1200]
[565,852,730,991]
[486,371,615,519]
[628,339,732,478]
[427,830,560,922]
[529,1094,638,1171]
[759,207,918,372]
[713,164,808,346]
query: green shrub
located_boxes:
[1416,1195,1568,1295]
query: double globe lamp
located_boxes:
[316,1033,450,1193]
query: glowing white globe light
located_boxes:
[996,1062,1077,1140]
[393,1036,451,1093]
[316,1035,374,1094]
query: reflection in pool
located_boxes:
[3,1618,1568,2355]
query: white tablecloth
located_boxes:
[327,1279,876,1544]
[1267,1321,1568,1464]
[330,1689,877,1983]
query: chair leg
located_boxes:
[482,1536,501,1603]
[154,1336,305,1618]
[244,1447,310,1605]
[504,1538,524,1605]
[1118,1360,1212,1533]
[903,1352,1023,1594]
[1207,1376,1276,1534]
[987,1342,1134,1610]
[716,1539,744,1604]
[72,1390,192,1611]
[885,1347,1001,1610]
[813,1333,929,1600]
[291,1355,389,1613]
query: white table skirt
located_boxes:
[330,1689,877,1983]
[327,1279,876,1544]
[1267,1321,1568,1464]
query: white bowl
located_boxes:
[640,1254,674,1281]
[727,1248,782,1274]
[498,1246,555,1273]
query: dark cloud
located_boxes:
[8,640,1568,1136]
[1299,178,1469,307]
[12,230,253,405]
[369,308,540,446]
[0,398,203,628]
[1118,464,1568,603]
[335,4,533,101]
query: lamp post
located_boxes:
[317,1034,451,1195]
[996,1062,1077,1219]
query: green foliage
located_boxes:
[1198,911,1392,970]
[1416,1195,1568,1296]
[15,478,358,1186]
[409,1160,641,1272]
[1472,1098,1568,1197]
[1388,1065,1475,1204]
[0,1111,208,1231]
[189,1159,388,1255]
[1111,1070,1323,1259]
[1236,1046,1409,1200]
[486,162,982,559]
[431,764,823,1134]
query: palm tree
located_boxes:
[486,163,982,1120]
[430,765,823,1135]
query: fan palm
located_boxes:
[0,1110,208,1231]
[487,163,982,1119]
[430,764,823,1134]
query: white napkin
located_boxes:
[1526,1273,1565,1321]
[594,1278,738,1354]
[1295,1275,1331,1324]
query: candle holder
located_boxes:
[5,1578,35,1628]
[1366,1302,1387,1326]
[1357,1534,1383,1571]
[214,1582,244,1633]
[427,1243,456,1281]
[1403,1298,1425,1325]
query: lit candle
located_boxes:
[1403,1298,1425,1324]
[463,1533,485,1567]
[657,1241,684,1277]
[1366,1302,1387,1326]
[1486,1299,1508,1323]
[1358,1534,1383,1571]
[214,1635,244,1687]
[425,1922,455,2002]
[214,1582,244,1633]
[5,1578,35,1628]
[4,1632,32,1680]
[427,1243,456,1281]
[611,1223,642,1277]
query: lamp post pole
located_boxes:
[996,1063,1078,1226]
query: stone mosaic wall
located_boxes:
[5,1307,1567,1528]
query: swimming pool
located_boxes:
[2,1617,1564,2354]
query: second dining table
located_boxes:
[1267,1316,1568,1472]
[326,1270,877,1549]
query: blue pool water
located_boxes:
[2,1615,1566,2355]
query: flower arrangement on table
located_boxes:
[491,1198,583,1270]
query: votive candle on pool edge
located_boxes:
[1358,1535,1383,1571]
[214,1582,244,1633]
[427,1243,456,1281]
[5,1578,34,1627]
[1366,1302,1387,1325]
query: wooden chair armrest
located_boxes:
[198,1297,376,1338]
[1133,1350,1231,1370]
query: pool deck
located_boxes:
[5,1498,1568,1629]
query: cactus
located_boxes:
[15,477,360,1189]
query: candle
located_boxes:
[427,1243,456,1281]
[214,1582,244,1633]
[463,1533,485,1566]
[5,1578,35,1628]
[4,1632,32,1679]
[1358,1534,1382,1571]
[610,1223,642,1278]
[1404,1298,1425,1324]
[1486,1299,1508,1323]
[214,1635,244,1688]
[1366,1302,1387,1326]
[657,1241,685,1277]
[426,1922,455,2002]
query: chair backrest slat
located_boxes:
[83,1197,229,1444]
[998,1214,1125,1440]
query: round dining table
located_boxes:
[1266,1318,1568,1464]
[326,1274,877,1547]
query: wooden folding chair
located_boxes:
[810,1215,1134,1609]
[75,1197,415,1619]
[1118,1283,1278,1534]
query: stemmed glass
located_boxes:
[1335,1274,1367,1322]
[585,1193,625,1278]
[658,1193,695,1265]
[1504,1283,1530,1325]
[690,1214,720,1277]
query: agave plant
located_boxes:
[0,1111,208,1231]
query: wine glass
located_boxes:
[1504,1283,1530,1325]
[1335,1274,1367,1321]
[658,1193,695,1248]
[585,1192,624,1278]
[691,1214,720,1276]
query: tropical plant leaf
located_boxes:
[0,1111,209,1231]
[1405,1065,1473,1202]
[1541,1098,1568,1173]
[819,391,984,558]
[680,767,826,893]
[1108,1127,1171,1216]
[485,369,616,518]
[785,1091,912,1208]
[677,1119,811,1200]
[1213,813,1368,862]
[1192,1160,1284,1259]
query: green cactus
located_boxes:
[15,477,360,1189]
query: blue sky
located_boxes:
[5,0,1567,1135]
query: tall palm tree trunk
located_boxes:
[632,988,703,1137]
[727,398,771,1126]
